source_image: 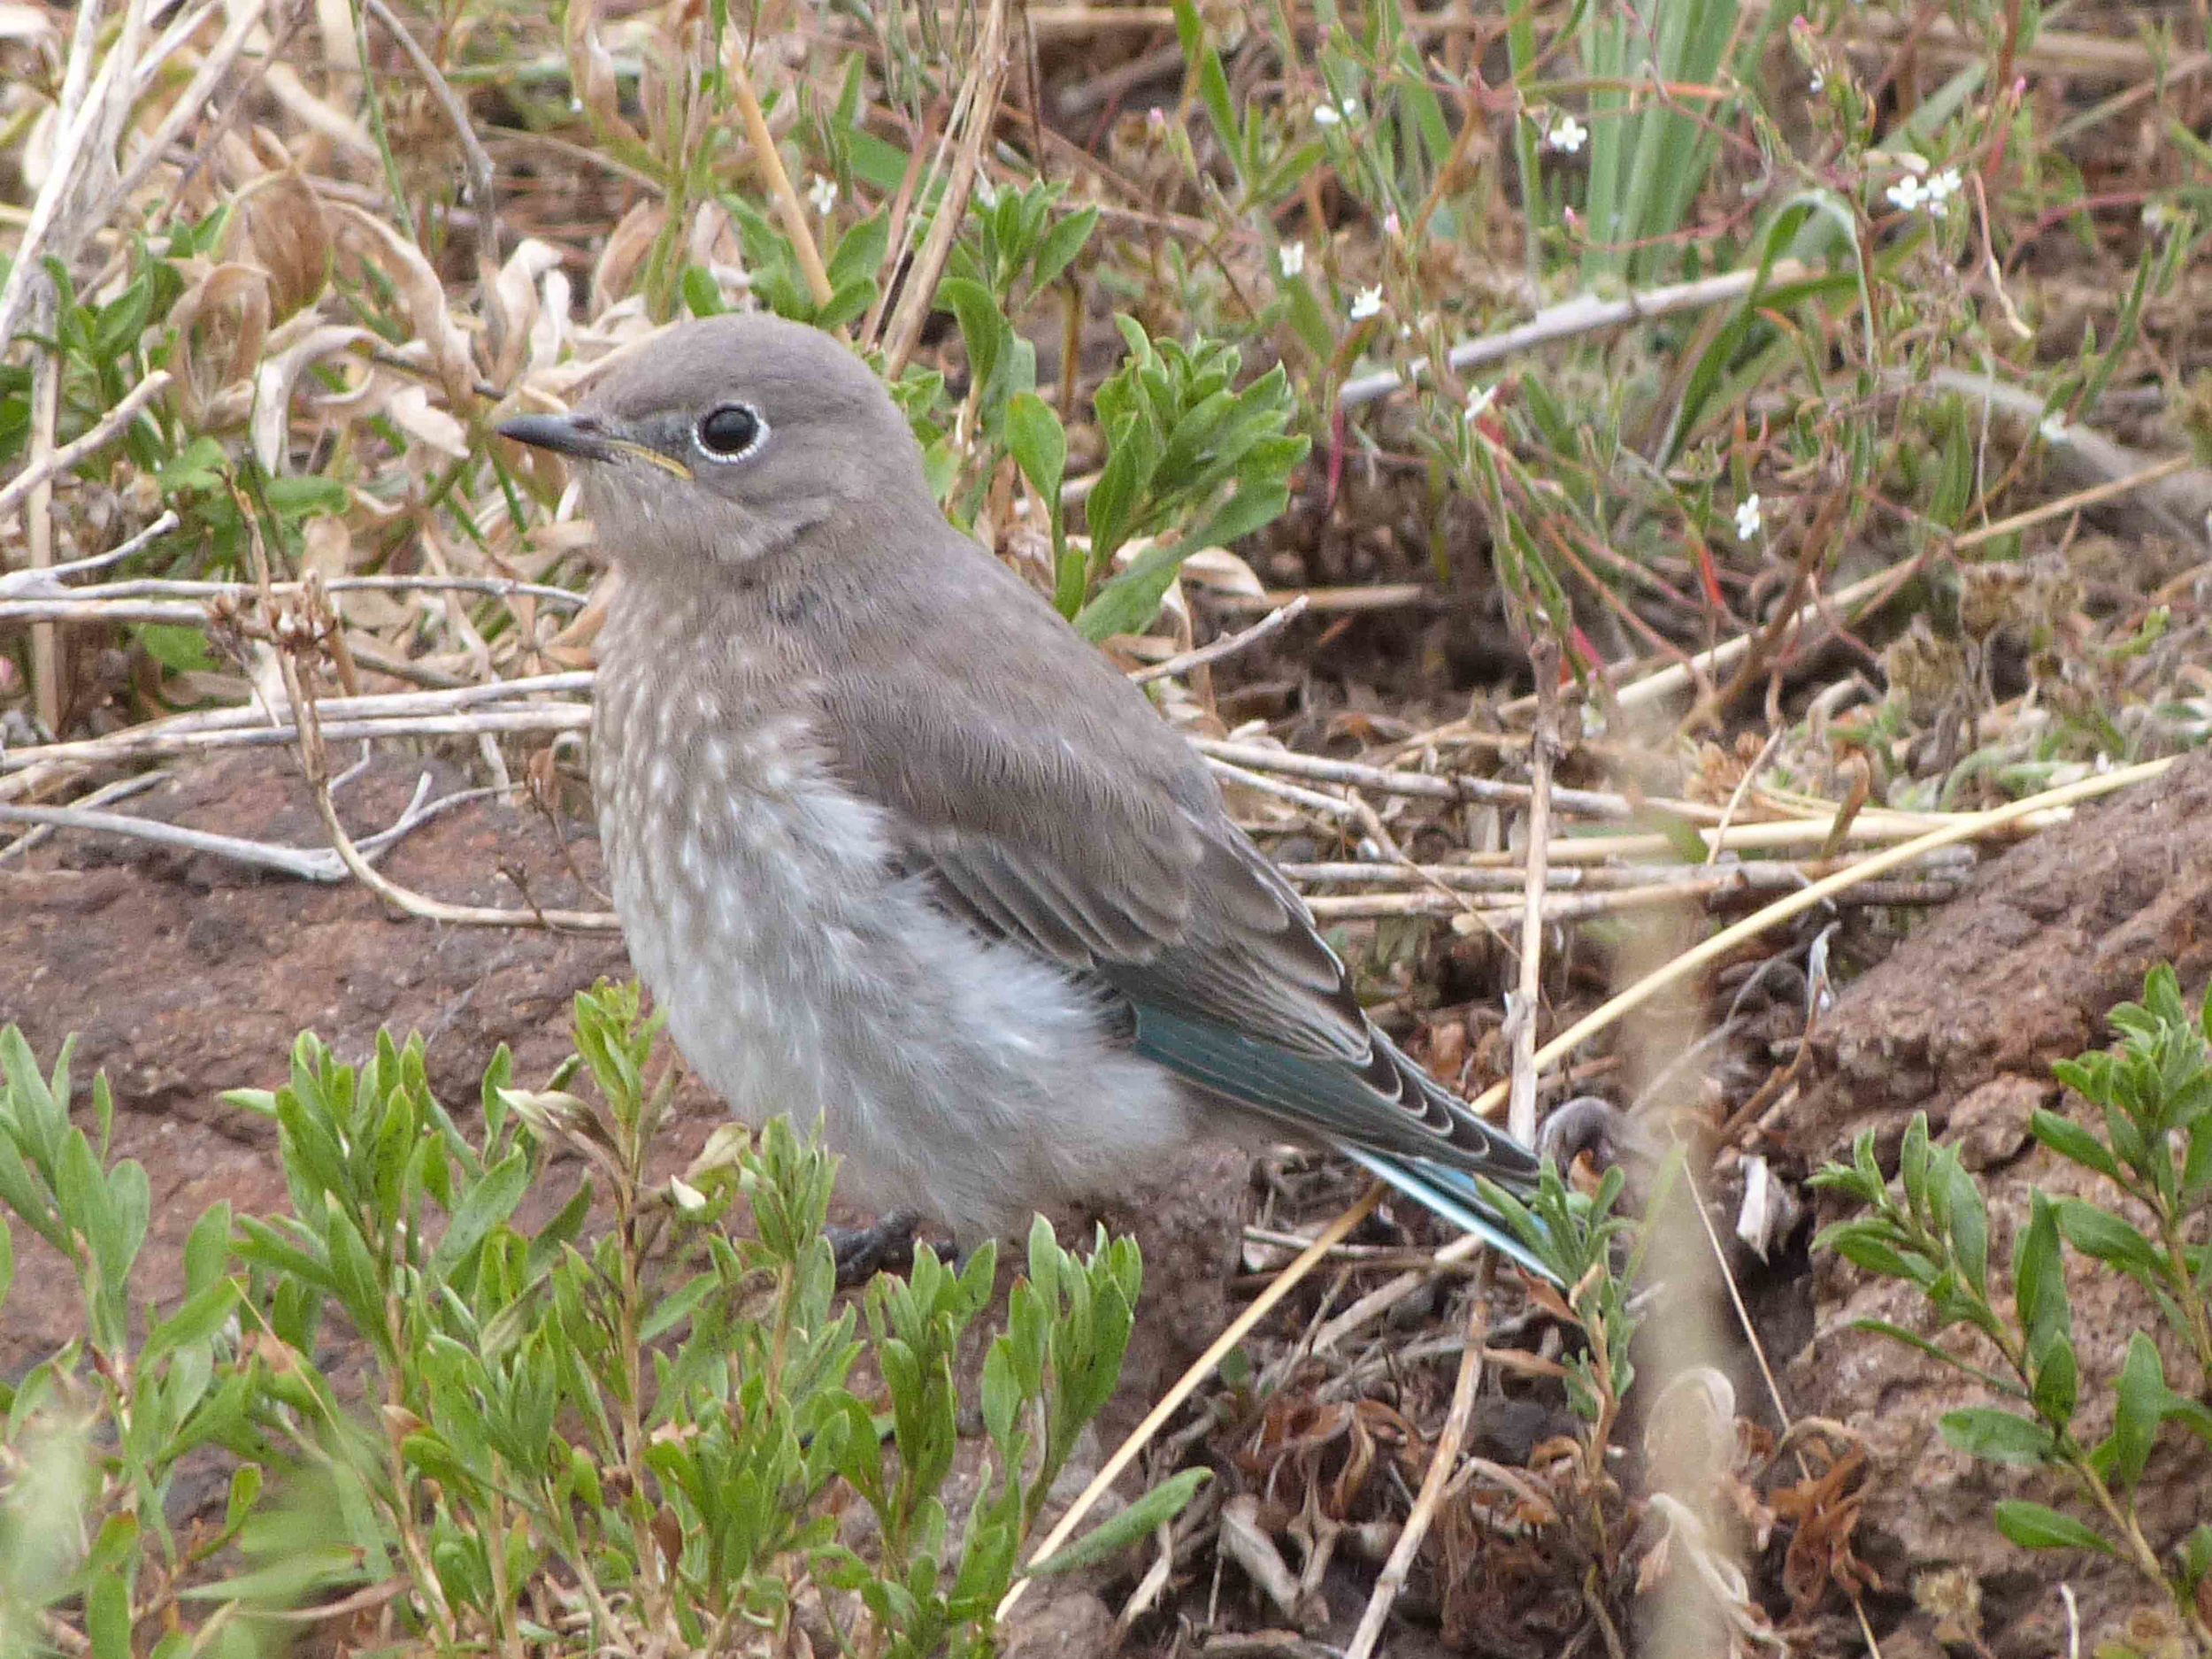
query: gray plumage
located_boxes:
[499,313,1546,1270]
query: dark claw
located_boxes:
[826,1210,919,1287]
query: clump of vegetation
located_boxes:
[1816,964,2212,1651]
[0,987,1201,1658]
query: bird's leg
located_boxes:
[826,1210,919,1286]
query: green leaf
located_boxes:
[827,213,890,293]
[980,1339,1022,1450]
[2183,1524,2212,1592]
[1172,0,1240,163]
[87,1567,132,1659]
[2055,1200,2162,1285]
[1816,1222,1932,1286]
[1026,1468,1210,1576]
[815,276,877,333]
[142,1279,241,1369]
[938,278,1008,402]
[2028,1109,2122,1180]
[1004,392,1067,503]
[264,474,348,520]
[1993,1500,2113,1555]
[1900,1113,1930,1202]
[2030,1336,2077,1429]
[2104,1333,2166,1489]
[1939,1156,1988,1295]
[135,623,213,675]
[1636,807,1717,865]
[680,265,726,318]
[1030,207,1097,293]
[183,1202,231,1295]
[431,1148,530,1282]
[2014,1191,2067,1350]
[1847,1319,2015,1392]
[1939,1407,2056,1465]
[1075,480,1290,641]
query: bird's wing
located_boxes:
[815,592,1536,1188]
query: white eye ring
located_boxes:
[694,402,769,462]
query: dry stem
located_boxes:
[1508,636,1561,1146]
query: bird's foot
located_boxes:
[826,1210,919,1287]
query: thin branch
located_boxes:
[726,45,833,310]
[1193,737,1643,820]
[996,1184,1386,1625]
[1280,849,1976,892]
[1459,757,2177,1123]
[0,570,589,624]
[108,0,268,206]
[1508,637,1561,1145]
[0,370,173,526]
[361,0,499,260]
[0,771,164,863]
[0,0,131,353]
[1952,453,2196,552]
[1339,261,1812,409]
[1345,1286,1488,1659]
[1130,595,1309,684]
[272,634,611,932]
[0,510,179,591]
[880,0,1010,376]
[0,779,502,882]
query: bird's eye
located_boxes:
[695,403,766,460]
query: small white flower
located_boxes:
[1348,284,1384,321]
[670,1178,709,1215]
[1464,382,1499,422]
[1340,96,1360,119]
[1734,493,1763,541]
[1924,166,1963,217]
[2039,413,2069,446]
[1885,174,1928,212]
[806,173,838,218]
[2144,200,2175,233]
[1314,103,1342,127]
[1382,211,1401,238]
[1278,241,1307,278]
[1546,113,1588,155]
[1808,70,1826,94]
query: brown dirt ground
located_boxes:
[4,747,2211,1654]
[1775,749,2212,1658]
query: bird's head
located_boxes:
[498,313,931,571]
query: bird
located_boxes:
[497,312,1555,1280]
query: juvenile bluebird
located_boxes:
[499,313,1552,1278]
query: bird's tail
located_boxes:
[1338,1146,1561,1284]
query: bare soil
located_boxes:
[6,747,2212,1653]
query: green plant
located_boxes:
[1815,964,2212,1649]
[1479,1156,1665,1623]
[0,986,1201,1658]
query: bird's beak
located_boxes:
[496,412,693,480]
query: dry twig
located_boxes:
[1344,1285,1488,1659]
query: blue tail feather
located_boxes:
[1129,1001,1562,1281]
[1340,1148,1559,1283]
